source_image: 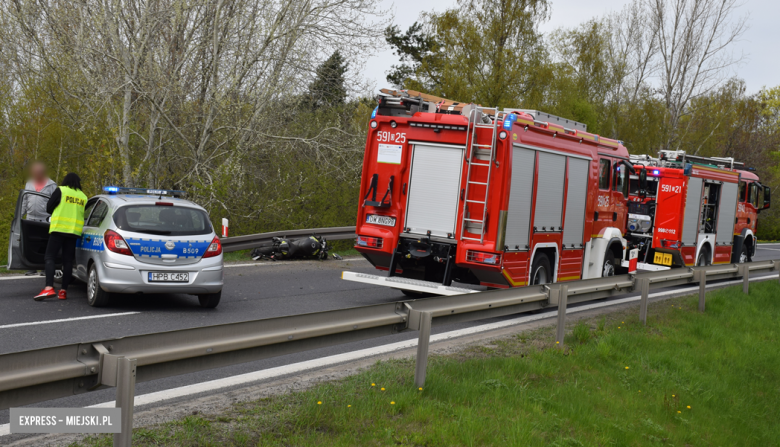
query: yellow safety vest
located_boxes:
[50,186,88,236]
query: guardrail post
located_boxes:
[113,357,137,447]
[414,311,433,388]
[553,285,569,347]
[774,260,780,285]
[695,269,706,312]
[739,264,749,294]
[638,277,650,324]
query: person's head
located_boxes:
[61,173,82,191]
[29,162,47,183]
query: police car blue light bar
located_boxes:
[103,186,185,197]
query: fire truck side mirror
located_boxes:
[762,185,771,210]
[639,168,648,200]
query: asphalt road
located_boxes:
[1,245,779,428]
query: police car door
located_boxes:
[8,189,54,270]
[76,199,109,280]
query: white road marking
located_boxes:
[755,247,780,252]
[2,273,776,438]
[0,275,41,281]
[0,312,140,330]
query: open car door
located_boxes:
[7,189,59,270]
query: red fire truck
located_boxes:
[347,89,636,293]
[626,150,770,268]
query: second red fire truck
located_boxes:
[626,150,770,268]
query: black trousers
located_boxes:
[45,232,78,290]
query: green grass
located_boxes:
[72,282,780,446]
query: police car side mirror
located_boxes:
[639,168,648,200]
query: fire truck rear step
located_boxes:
[341,271,479,296]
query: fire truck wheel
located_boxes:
[739,244,750,263]
[696,247,711,267]
[530,254,552,285]
[602,252,616,277]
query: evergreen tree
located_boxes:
[307,51,348,108]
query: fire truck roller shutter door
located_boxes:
[681,177,703,246]
[563,157,589,248]
[505,147,536,250]
[533,152,566,231]
[715,181,739,245]
[405,143,465,238]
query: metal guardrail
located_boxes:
[1,260,778,446]
[220,226,357,252]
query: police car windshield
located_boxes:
[113,205,212,236]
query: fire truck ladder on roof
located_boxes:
[460,107,501,244]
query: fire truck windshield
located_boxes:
[629,176,658,196]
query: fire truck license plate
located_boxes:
[148,272,189,282]
[366,214,396,227]
[653,252,673,266]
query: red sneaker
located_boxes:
[58,290,67,300]
[34,288,56,301]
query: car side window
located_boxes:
[598,159,611,190]
[738,181,746,202]
[83,199,98,224]
[86,200,109,227]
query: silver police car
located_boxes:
[7,187,224,308]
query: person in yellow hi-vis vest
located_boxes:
[34,173,88,301]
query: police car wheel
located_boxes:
[198,291,221,309]
[87,264,111,307]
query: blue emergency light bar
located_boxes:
[103,186,185,198]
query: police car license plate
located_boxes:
[366,214,396,226]
[148,272,189,282]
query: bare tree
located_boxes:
[1,0,384,189]
[647,0,747,148]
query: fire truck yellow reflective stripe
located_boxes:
[600,137,620,148]
[516,117,534,126]
[579,133,598,142]
[502,269,527,287]
[557,275,581,281]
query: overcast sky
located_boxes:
[362,0,777,95]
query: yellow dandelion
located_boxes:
[556,341,559,344]
[418,387,423,391]
[622,321,624,324]
[638,390,641,393]
[371,383,375,387]
[390,401,395,405]
[625,366,629,370]
[677,410,681,413]
[381,387,385,391]
[687,406,691,409]
[317,401,322,405]
[672,394,675,397]
[618,326,621,329]
[348,405,352,408]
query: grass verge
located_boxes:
[72,281,780,446]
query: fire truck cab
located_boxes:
[350,89,633,293]
[626,150,770,268]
